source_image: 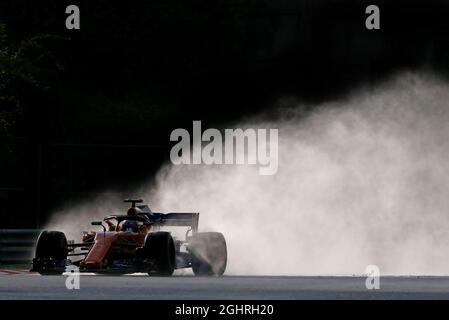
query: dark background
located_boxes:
[1,0,449,227]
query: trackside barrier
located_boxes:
[0,229,41,265]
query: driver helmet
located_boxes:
[120,220,139,232]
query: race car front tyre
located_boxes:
[144,232,175,276]
[33,231,68,275]
[189,232,227,276]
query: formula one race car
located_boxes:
[31,199,227,276]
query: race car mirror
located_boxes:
[91,221,106,233]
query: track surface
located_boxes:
[2,272,449,299]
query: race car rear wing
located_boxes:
[147,212,199,233]
[104,203,200,232]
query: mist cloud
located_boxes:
[48,72,449,275]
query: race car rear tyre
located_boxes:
[189,232,227,276]
[144,232,175,276]
[34,231,68,275]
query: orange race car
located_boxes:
[31,199,227,276]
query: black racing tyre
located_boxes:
[189,232,227,276]
[144,232,175,276]
[34,231,68,275]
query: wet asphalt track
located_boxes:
[2,272,449,299]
